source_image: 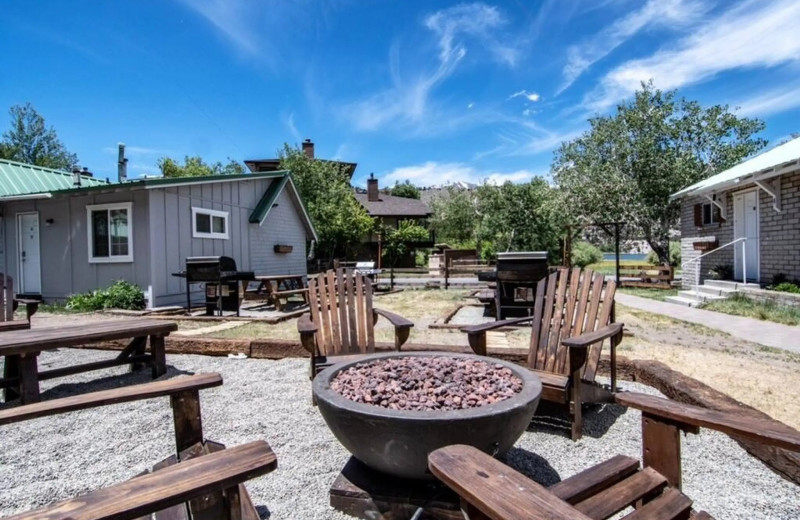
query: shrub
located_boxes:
[66,280,146,311]
[572,241,603,268]
[708,264,734,280]
[770,282,800,294]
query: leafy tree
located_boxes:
[157,156,245,177]
[429,185,480,245]
[0,103,78,170]
[380,220,430,267]
[389,180,421,199]
[279,144,373,260]
[552,82,766,264]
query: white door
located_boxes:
[733,190,759,283]
[17,213,41,294]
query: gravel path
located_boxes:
[1,349,798,519]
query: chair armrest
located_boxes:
[373,308,414,329]
[428,445,592,520]
[561,322,623,349]
[460,315,534,335]
[0,373,223,426]
[297,312,317,355]
[8,440,277,520]
[616,392,800,452]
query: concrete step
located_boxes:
[696,285,738,297]
[665,296,701,307]
[703,279,760,290]
[678,290,728,303]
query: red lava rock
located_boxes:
[330,356,523,411]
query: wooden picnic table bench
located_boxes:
[0,318,177,404]
[618,264,674,289]
[249,274,308,310]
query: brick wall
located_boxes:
[679,170,800,288]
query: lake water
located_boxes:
[603,253,648,261]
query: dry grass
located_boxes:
[188,289,800,429]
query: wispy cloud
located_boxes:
[509,90,540,102]
[284,112,302,142]
[177,0,261,56]
[587,0,800,112]
[343,2,518,133]
[736,82,800,117]
[558,0,707,94]
[383,161,542,187]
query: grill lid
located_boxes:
[496,251,547,261]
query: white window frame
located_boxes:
[86,202,134,263]
[701,202,718,226]
[192,207,229,240]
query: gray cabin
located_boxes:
[0,159,316,308]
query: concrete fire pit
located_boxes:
[313,351,542,480]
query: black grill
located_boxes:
[173,256,255,316]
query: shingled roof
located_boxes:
[353,192,431,217]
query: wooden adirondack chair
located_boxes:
[0,374,277,519]
[429,392,800,520]
[462,268,622,440]
[0,274,39,332]
[298,268,414,379]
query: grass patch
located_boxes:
[617,287,678,301]
[700,293,800,326]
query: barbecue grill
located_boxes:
[172,256,255,316]
[494,251,548,319]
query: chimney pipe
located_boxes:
[302,138,314,159]
[118,143,128,183]
[81,166,93,178]
[367,173,379,202]
[72,167,82,187]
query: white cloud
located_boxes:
[344,2,517,133]
[509,90,540,102]
[558,0,708,94]
[735,82,800,117]
[383,161,541,187]
[284,112,301,142]
[177,0,260,56]
[587,0,800,112]
[467,102,474,109]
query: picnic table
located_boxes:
[0,318,178,404]
[249,274,308,310]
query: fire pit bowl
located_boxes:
[313,351,541,480]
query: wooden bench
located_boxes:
[2,373,278,519]
[429,391,800,519]
[249,275,308,310]
[0,274,39,331]
[618,264,674,289]
[0,318,178,404]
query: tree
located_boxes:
[552,82,766,263]
[429,185,480,246]
[389,180,420,199]
[157,156,245,177]
[0,103,78,170]
[380,220,430,267]
[279,144,373,260]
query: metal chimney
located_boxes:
[72,167,82,187]
[118,143,128,183]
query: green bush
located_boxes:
[646,242,681,266]
[66,280,146,311]
[708,264,734,280]
[770,282,800,294]
[572,241,603,268]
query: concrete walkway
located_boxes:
[616,293,800,354]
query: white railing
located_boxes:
[681,237,747,295]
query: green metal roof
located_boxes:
[0,159,109,197]
[249,174,289,224]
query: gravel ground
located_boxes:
[1,349,798,519]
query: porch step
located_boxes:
[703,280,761,291]
[678,290,728,303]
[665,296,701,307]
[695,285,738,297]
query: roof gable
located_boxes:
[249,173,317,241]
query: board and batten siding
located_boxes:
[148,177,310,307]
[0,189,151,302]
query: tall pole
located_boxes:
[614,222,621,285]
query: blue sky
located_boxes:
[2,0,799,187]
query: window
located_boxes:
[87,202,133,263]
[702,203,718,225]
[192,207,229,239]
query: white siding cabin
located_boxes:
[672,137,800,288]
[0,159,316,308]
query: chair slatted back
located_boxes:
[307,268,375,356]
[527,268,616,381]
[0,274,14,322]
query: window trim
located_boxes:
[192,207,229,240]
[86,202,133,263]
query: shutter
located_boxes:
[693,204,702,227]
